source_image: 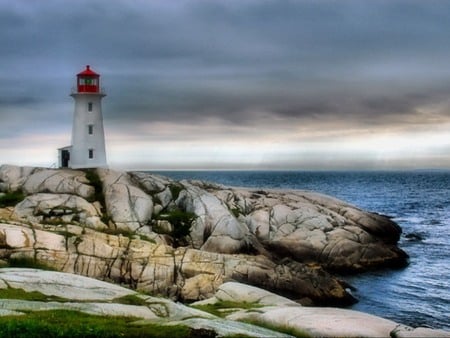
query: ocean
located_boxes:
[151,170,450,330]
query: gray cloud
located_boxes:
[1,0,450,168]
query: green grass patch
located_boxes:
[154,209,196,247]
[230,208,240,218]
[0,288,68,302]
[113,294,148,306]
[104,228,135,238]
[0,310,202,338]
[0,191,25,207]
[84,170,104,203]
[192,300,263,318]
[168,184,184,200]
[138,234,156,243]
[6,257,56,271]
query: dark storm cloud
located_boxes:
[106,0,450,128]
[1,0,450,135]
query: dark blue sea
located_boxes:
[152,170,450,330]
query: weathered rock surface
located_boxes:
[391,325,450,338]
[177,182,251,254]
[0,165,39,192]
[0,268,291,338]
[0,268,134,300]
[0,222,353,305]
[0,164,408,306]
[97,169,153,233]
[203,282,450,338]
[193,281,298,307]
[203,184,407,272]
[1,269,447,338]
[14,193,106,230]
[0,166,94,199]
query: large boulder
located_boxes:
[0,165,38,192]
[204,186,408,272]
[13,193,106,230]
[177,182,251,254]
[232,305,400,337]
[21,169,94,199]
[193,281,298,307]
[97,169,153,233]
[0,268,134,300]
[0,166,94,199]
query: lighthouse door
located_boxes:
[61,150,70,168]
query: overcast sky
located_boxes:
[1,0,450,170]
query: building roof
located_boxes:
[77,65,99,77]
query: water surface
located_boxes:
[152,170,450,329]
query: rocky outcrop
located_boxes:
[176,182,251,254]
[0,165,94,199]
[0,164,408,305]
[0,268,293,337]
[1,269,447,338]
[97,169,153,233]
[204,185,407,272]
[0,222,353,305]
[14,193,107,230]
[193,281,298,307]
[0,268,134,300]
[194,282,449,338]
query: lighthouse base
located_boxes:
[58,146,108,169]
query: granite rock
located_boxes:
[97,169,153,232]
[0,222,354,306]
[13,193,106,230]
[205,281,449,338]
[0,165,409,304]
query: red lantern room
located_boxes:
[76,65,100,93]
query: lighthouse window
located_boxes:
[88,102,93,112]
[88,125,93,135]
[88,149,94,159]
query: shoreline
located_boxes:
[0,166,448,334]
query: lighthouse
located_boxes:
[58,65,107,169]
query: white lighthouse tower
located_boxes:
[59,65,107,168]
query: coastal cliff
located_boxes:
[2,165,448,337]
[0,164,408,306]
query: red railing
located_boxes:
[71,87,106,95]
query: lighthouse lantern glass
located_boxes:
[77,76,99,93]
